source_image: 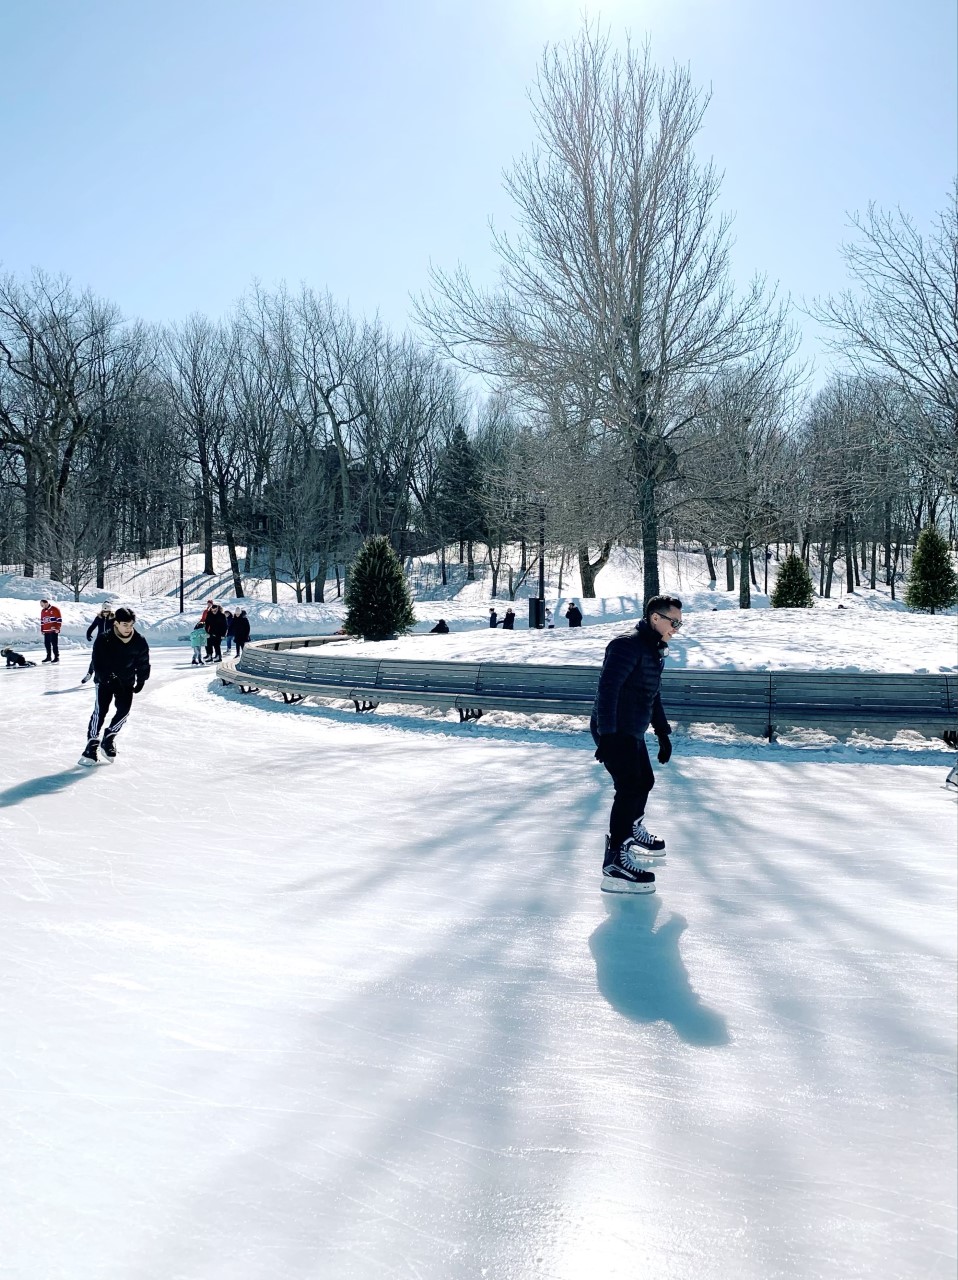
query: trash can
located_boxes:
[528,598,545,629]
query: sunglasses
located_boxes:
[655,612,682,630]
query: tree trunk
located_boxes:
[702,543,716,581]
[739,536,751,609]
[202,476,215,576]
[869,540,877,590]
[466,540,475,581]
[314,556,327,602]
[725,547,735,592]
[824,523,840,598]
[23,457,37,577]
[440,543,447,587]
[304,571,312,603]
[844,519,855,594]
[557,548,565,595]
[577,541,613,599]
[269,543,278,604]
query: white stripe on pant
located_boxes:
[87,682,135,742]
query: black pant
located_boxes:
[602,735,655,850]
[43,633,59,660]
[208,636,222,661]
[234,640,245,658]
[87,682,134,742]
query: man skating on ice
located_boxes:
[78,607,150,765]
[591,595,682,894]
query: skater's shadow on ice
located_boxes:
[590,899,729,1047]
[0,770,87,808]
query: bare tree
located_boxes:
[811,184,958,488]
[417,25,791,602]
[0,271,140,577]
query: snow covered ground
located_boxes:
[1,550,956,1279]
[2,544,957,674]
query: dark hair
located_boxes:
[644,594,682,623]
[113,607,136,623]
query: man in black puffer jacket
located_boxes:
[78,607,151,766]
[591,594,682,894]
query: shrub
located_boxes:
[905,525,958,614]
[771,552,815,608]
[344,536,417,641]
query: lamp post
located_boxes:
[537,498,546,618]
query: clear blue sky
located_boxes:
[2,0,955,378]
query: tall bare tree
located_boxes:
[417,25,790,601]
[811,184,958,488]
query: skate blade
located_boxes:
[77,756,98,767]
[601,877,656,895]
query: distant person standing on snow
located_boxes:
[205,603,227,662]
[489,608,498,628]
[501,608,516,630]
[82,605,115,683]
[223,610,235,655]
[565,602,583,628]
[430,619,450,634]
[232,609,250,658]
[39,599,62,663]
[591,595,682,895]
[78,607,150,765]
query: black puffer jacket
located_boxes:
[205,609,228,638]
[590,620,671,743]
[232,614,251,645]
[92,629,151,688]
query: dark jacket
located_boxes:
[232,614,251,645]
[92,629,151,689]
[590,620,670,743]
[205,609,228,638]
[489,611,498,628]
[86,614,114,641]
[224,613,236,636]
[565,604,583,627]
[501,611,515,630]
[430,620,450,634]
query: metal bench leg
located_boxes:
[353,699,379,714]
[458,707,484,723]
[282,692,305,705]
[239,685,260,695]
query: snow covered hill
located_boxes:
[1,544,956,674]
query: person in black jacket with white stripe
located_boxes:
[78,608,151,765]
[590,594,682,894]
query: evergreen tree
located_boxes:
[771,552,816,608]
[344,536,417,641]
[438,426,484,547]
[905,525,958,614]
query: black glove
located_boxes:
[656,734,673,765]
[133,681,145,694]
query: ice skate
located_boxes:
[78,740,100,767]
[631,818,666,857]
[601,840,656,894]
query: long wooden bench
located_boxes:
[218,641,957,740]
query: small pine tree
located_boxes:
[905,524,958,614]
[771,552,816,608]
[344,536,417,641]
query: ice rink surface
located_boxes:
[2,648,956,1280]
